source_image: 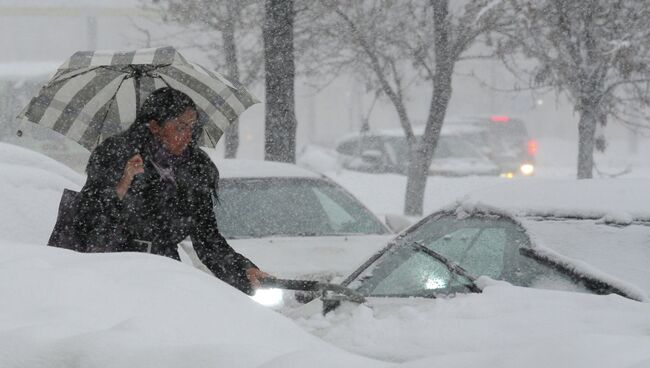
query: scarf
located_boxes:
[147,142,190,187]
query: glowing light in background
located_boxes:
[527,139,538,156]
[490,115,510,123]
[520,164,535,176]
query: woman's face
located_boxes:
[148,108,197,156]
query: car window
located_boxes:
[345,135,384,153]
[447,119,531,164]
[397,215,522,279]
[383,137,410,162]
[382,136,485,161]
[485,120,529,156]
[312,188,356,231]
[215,178,388,238]
[422,226,507,279]
[336,136,384,155]
[395,213,597,292]
[336,139,358,155]
[354,245,476,297]
[434,137,485,159]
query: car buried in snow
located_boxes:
[291,179,650,315]
[283,180,650,364]
[178,155,407,306]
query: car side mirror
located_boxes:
[384,213,413,233]
[360,149,383,166]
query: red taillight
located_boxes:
[490,115,510,123]
[527,139,538,156]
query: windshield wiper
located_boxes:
[410,241,481,293]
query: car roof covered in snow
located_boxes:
[454,178,650,223]
[203,151,323,180]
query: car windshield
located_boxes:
[214,177,389,238]
[382,136,485,162]
[433,137,485,159]
[346,212,597,297]
[397,214,529,279]
[350,242,478,297]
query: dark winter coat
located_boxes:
[52,127,256,294]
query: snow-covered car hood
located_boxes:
[181,235,392,281]
[231,235,392,280]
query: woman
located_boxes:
[70,87,266,294]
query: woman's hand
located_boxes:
[116,154,145,200]
[246,268,272,290]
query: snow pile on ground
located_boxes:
[295,280,650,367]
[0,143,84,245]
[0,243,383,368]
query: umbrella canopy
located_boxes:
[18,46,258,151]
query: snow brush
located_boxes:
[259,277,366,304]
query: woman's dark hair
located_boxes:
[126,87,200,148]
[137,87,196,126]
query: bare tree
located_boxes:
[143,0,264,158]
[264,0,297,163]
[310,0,505,215]
[498,0,650,178]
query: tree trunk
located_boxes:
[403,0,453,216]
[404,141,429,216]
[263,0,297,163]
[402,77,452,216]
[577,101,597,179]
[223,5,240,158]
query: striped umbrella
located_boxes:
[17,46,258,151]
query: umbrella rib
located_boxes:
[205,127,218,147]
[90,76,130,149]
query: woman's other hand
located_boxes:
[116,154,144,200]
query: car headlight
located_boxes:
[520,164,535,176]
[500,172,515,179]
[251,288,284,307]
